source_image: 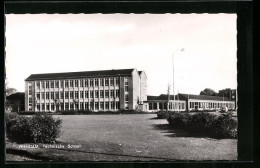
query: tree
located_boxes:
[200,88,217,96]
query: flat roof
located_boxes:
[25,69,135,81]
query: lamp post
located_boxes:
[172,48,185,112]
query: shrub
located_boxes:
[6,113,62,143]
[166,112,237,139]
[167,112,190,129]
[157,111,168,119]
[211,113,237,138]
[187,112,216,134]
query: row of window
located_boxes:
[35,101,120,111]
[148,102,185,110]
[189,101,235,109]
[34,78,120,89]
[33,90,120,100]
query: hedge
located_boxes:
[167,112,237,139]
[6,113,62,143]
[17,110,155,115]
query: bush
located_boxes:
[167,112,190,129]
[211,113,237,138]
[6,113,62,143]
[187,112,216,134]
[167,112,237,139]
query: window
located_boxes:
[41,81,45,89]
[149,103,153,110]
[95,102,99,110]
[46,92,49,99]
[56,104,59,111]
[85,79,88,87]
[46,81,49,88]
[75,102,79,110]
[55,81,59,88]
[36,92,40,100]
[70,91,74,99]
[65,91,69,99]
[75,80,78,87]
[50,81,54,88]
[90,102,94,110]
[85,91,89,98]
[36,82,40,89]
[41,92,45,99]
[29,97,32,105]
[90,91,94,98]
[115,101,120,110]
[80,91,84,98]
[164,103,167,109]
[85,102,89,110]
[111,102,115,110]
[105,78,109,86]
[125,78,128,86]
[110,90,114,98]
[80,80,83,87]
[116,90,119,98]
[125,94,129,101]
[65,103,69,110]
[154,103,158,109]
[50,92,54,99]
[89,79,93,87]
[125,86,129,92]
[65,80,68,88]
[110,78,114,86]
[100,79,104,86]
[80,102,84,110]
[46,103,50,111]
[70,103,74,110]
[105,90,109,98]
[75,91,79,99]
[169,102,172,109]
[95,90,99,98]
[105,102,109,110]
[115,78,119,86]
[95,79,99,87]
[60,80,64,88]
[60,103,64,111]
[51,103,54,110]
[54,92,58,99]
[70,80,73,87]
[37,103,40,111]
[159,103,163,109]
[100,102,104,110]
[100,90,104,98]
[29,86,32,95]
[60,91,64,99]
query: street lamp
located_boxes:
[172,48,185,112]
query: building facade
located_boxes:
[145,94,235,112]
[25,69,147,112]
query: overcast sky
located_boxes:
[5,14,237,96]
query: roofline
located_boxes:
[25,74,132,81]
[25,68,135,81]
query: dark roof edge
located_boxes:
[25,74,132,81]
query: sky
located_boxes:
[5,14,237,96]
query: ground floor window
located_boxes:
[95,102,99,110]
[115,101,119,110]
[149,103,153,110]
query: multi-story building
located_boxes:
[218,88,237,109]
[25,69,147,112]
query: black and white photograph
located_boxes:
[5,12,239,162]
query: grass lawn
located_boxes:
[6,114,237,161]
